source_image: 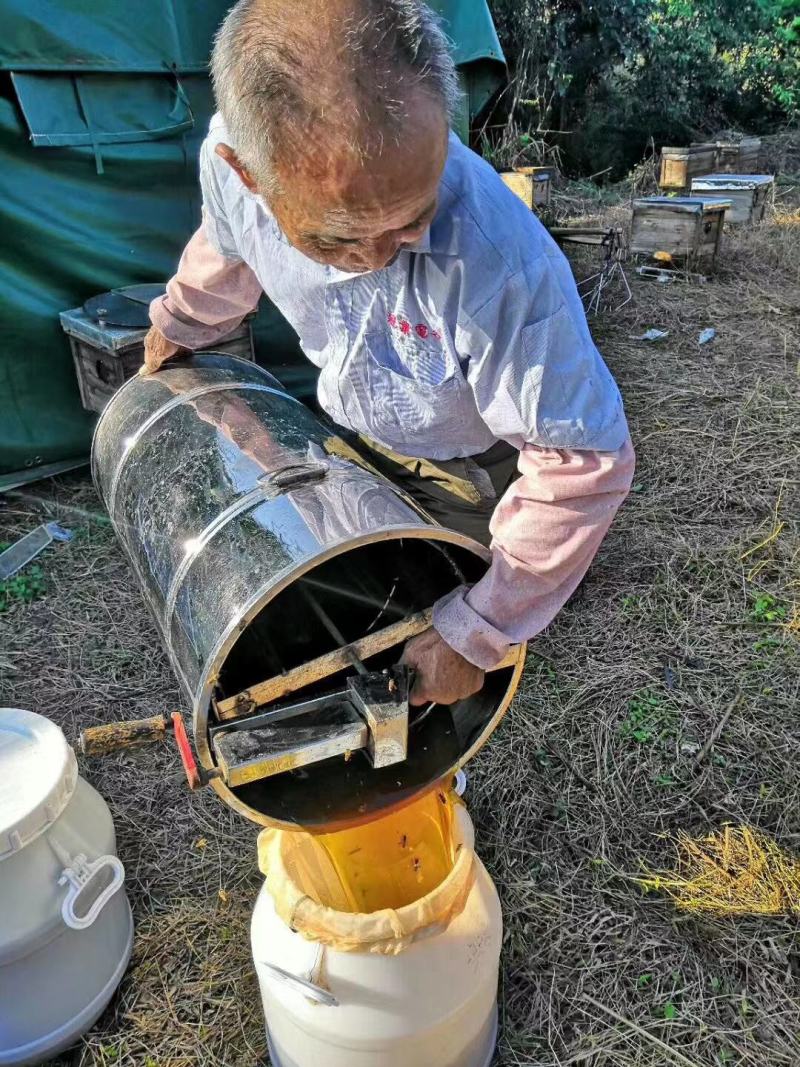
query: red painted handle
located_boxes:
[171,712,201,790]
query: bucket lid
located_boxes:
[0,709,78,859]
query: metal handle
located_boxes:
[261,462,329,493]
[258,960,339,1007]
[171,711,202,790]
[59,853,125,931]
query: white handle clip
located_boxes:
[58,853,125,930]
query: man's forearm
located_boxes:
[149,220,263,349]
[433,438,636,667]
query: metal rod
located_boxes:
[301,574,406,618]
[300,585,368,675]
[211,689,350,734]
[364,577,400,633]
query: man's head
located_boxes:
[211,0,457,272]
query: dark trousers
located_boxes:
[329,432,519,548]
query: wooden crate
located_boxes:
[659,144,718,192]
[60,306,256,414]
[711,137,762,174]
[630,196,731,274]
[690,174,773,225]
[500,166,553,209]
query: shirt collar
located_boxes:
[406,227,432,254]
[416,133,463,256]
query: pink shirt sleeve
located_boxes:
[149,220,263,349]
[433,437,635,668]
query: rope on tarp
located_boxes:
[73,76,104,175]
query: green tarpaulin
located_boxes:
[0,1,505,482]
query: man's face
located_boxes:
[218,94,449,274]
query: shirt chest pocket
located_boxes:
[344,331,474,450]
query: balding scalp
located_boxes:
[211,0,459,194]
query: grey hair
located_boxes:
[211,0,460,195]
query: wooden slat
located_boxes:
[216,609,435,720]
[216,612,524,721]
[549,227,610,246]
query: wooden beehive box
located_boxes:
[60,305,256,414]
[712,137,762,174]
[630,196,731,274]
[500,166,553,210]
[659,144,718,192]
[690,174,773,225]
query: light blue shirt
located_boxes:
[199,116,628,460]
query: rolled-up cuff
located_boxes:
[149,295,244,351]
[432,585,511,669]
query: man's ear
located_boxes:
[215,143,259,192]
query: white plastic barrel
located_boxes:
[0,709,134,1066]
[251,806,502,1067]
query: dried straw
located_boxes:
[639,826,800,916]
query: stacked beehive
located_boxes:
[630,134,772,273]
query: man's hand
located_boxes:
[401,628,484,706]
[140,327,189,375]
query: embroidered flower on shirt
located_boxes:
[387,312,442,344]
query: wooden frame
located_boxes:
[215,608,522,721]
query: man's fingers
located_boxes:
[409,676,431,706]
[408,669,480,707]
[401,628,484,706]
[401,638,432,705]
[140,346,185,375]
[141,328,188,376]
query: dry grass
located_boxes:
[1,203,798,1067]
[638,826,800,918]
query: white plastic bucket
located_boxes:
[251,805,502,1067]
[0,709,134,1066]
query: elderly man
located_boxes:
[144,0,635,707]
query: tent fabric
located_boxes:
[0,1,506,480]
[0,1,227,73]
[0,0,505,75]
[432,0,505,68]
[11,72,196,150]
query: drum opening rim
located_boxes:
[191,525,525,829]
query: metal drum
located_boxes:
[92,354,523,828]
